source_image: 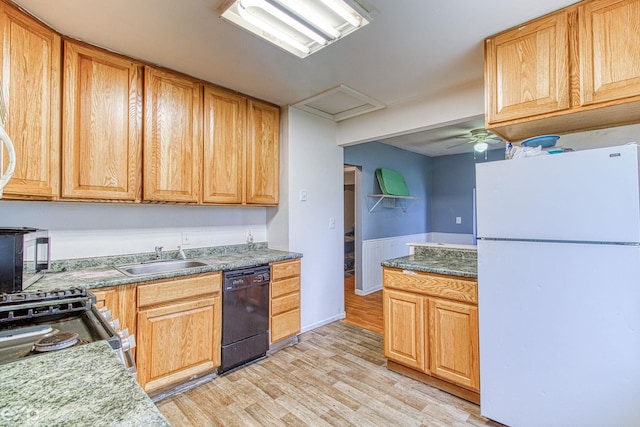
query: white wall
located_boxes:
[0,201,267,259]
[336,80,485,145]
[268,107,345,332]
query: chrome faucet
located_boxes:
[177,245,187,260]
[154,246,163,260]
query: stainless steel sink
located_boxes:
[115,260,208,277]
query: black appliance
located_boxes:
[0,227,50,293]
[220,265,270,374]
[0,287,136,373]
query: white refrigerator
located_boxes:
[476,144,640,427]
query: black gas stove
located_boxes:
[0,287,135,373]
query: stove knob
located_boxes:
[117,328,137,350]
[109,318,121,330]
[97,307,112,320]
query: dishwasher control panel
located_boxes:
[223,266,270,291]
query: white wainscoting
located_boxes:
[360,233,428,295]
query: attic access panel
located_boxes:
[293,84,384,121]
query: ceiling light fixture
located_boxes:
[220,0,370,58]
[474,142,489,152]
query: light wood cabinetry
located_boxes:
[143,66,202,203]
[270,259,301,343]
[202,85,246,204]
[485,0,640,141]
[579,0,640,105]
[383,289,425,371]
[91,284,137,356]
[62,41,142,201]
[428,298,479,392]
[246,99,279,205]
[383,267,479,403]
[485,11,570,124]
[0,2,60,200]
[136,273,221,393]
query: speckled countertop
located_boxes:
[381,245,477,278]
[0,341,169,427]
[25,242,303,292]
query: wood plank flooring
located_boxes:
[156,321,501,427]
[343,276,383,334]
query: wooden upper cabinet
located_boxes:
[246,99,279,205]
[485,10,570,124]
[202,85,246,204]
[579,0,640,105]
[143,66,202,203]
[62,41,142,201]
[0,2,60,199]
[486,0,640,141]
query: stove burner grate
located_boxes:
[33,331,83,352]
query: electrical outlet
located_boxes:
[329,217,335,229]
[299,190,308,201]
[456,217,462,224]
[181,232,191,245]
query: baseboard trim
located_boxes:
[300,312,346,334]
[355,285,382,296]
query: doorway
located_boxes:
[343,165,383,333]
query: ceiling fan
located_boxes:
[447,128,503,153]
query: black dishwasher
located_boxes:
[220,265,270,374]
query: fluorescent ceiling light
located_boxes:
[220,0,370,58]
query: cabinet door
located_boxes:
[143,67,202,203]
[202,85,245,204]
[580,0,640,105]
[136,296,220,392]
[428,298,479,391]
[91,284,137,338]
[383,289,426,372]
[485,11,570,123]
[246,99,279,205]
[62,41,142,201]
[0,2,60,199]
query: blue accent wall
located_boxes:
[429,149,504,234]
[344,142,504,240]
[344,142,431,241]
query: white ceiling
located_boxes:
[12,0,578,156]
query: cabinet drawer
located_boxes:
[271,276,300,299]
[271,308,300,343]
[271,259,300,280]
[138,273,221,307]
[272,292,299,316]
[383,268,477,303]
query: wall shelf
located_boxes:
[368,194,417,213]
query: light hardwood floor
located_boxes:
[343,276,383,333]
[156,321,501,426]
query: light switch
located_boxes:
[329,217,335,229]
[299,190,308,201]
[456,217,462,224]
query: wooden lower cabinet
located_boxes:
[383,267,480,403]
[91,284,137,337]
[429,298,479,392]
[270,259,301,344]
[383,289,425,372]
[136,273,221,393]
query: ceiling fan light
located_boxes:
[474,142,489,152]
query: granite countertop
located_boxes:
[381,245,477,278]
[26,243,303,292]
[0,341,169,427]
